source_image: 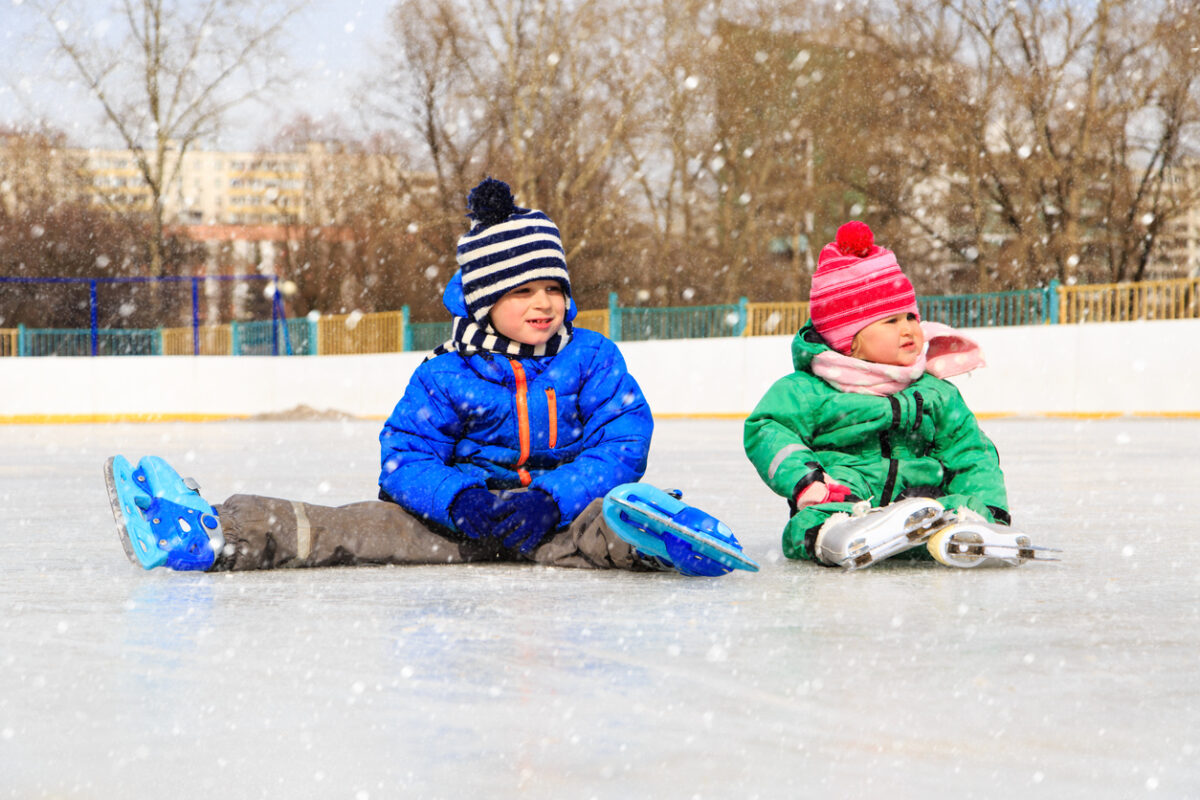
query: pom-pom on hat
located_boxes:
[808,221,919,354]
[455,177,571,323]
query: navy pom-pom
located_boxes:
[466,177,517,228]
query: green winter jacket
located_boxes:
[744,322,1009,560]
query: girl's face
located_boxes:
[489,279,567,346]
[850,312,924,366]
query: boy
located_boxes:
[106,179,757,577]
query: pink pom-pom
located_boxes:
[836,221,874,257]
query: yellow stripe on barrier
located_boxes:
[0,413,254,424]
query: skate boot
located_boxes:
[927,520,1060,567]
[602,483,759,577]
[104,455,225,571]
[814,497,948,570]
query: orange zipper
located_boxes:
[545,388,557,449]
[509,360,532,485]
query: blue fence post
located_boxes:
[18,324,26,357]
[307,316,319,355]
[1047,279,1061,324]
[89,279,99,356]
[231,321,241,356]
[401,305,411,352]
[734,297,749,336]
[269,280,280,356]
[608,292,621,341]
[191,277,201,356]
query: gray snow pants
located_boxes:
[210,493,648,572]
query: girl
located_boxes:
[744,221,1051,569]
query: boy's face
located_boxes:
[850,312,924,366]
[489,279,567,346]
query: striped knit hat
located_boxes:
[456,177,571,322]
[809,221,919,354]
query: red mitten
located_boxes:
[794,477,853,509]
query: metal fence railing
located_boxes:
[604,293,748,341]
[16,327,161,356]
[3,276,1199,356]
[316,311,404,355]
[162,325,232,356]
[743,301,811,337]
[408,321,451,352]
[1058,276,1200,323]
[572,308,609,337]
[0,327,16,357]
[920,286,1057,328]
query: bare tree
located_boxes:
[364,0,661,311]
[18,0,308,281]
[835,0,1200,289]
[256,119,448,319]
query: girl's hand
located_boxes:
[795,478,853,509]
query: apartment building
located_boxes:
[77,140,357,228]
[0,135,430,231]
[1154,160,1200,279]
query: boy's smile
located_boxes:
[489,279,567,346]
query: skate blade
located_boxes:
[104,456,168,570]
[946,542,1062,562]
[608,497,760,573]
[104,457,138,565]
[842,506,947,571]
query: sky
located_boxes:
[0,0,397,151]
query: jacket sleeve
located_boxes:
[378,361,484,530]
[530,340,653,522]
[743,374,823,501]
[930,383,1010,522]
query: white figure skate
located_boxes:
[927,520,1060,567]
[814,497,949,570]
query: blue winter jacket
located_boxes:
[378,277,653,533]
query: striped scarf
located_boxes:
[429,316,573,360]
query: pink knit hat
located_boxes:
[809,221,919,354]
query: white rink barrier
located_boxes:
[2,318,1198,421]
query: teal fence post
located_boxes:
[231,321,241,355]
[608,292,621,341]
[401,305,411,352]
[1047,279,1061,324]
[306,317,319,355]
[608,292,617,339]
[18,324,26,357]
[734,297,749,336]
[155,327,164,356]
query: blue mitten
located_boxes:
[448,487,504,541]
[494,489,561,555]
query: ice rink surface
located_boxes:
[1,417,1198,799]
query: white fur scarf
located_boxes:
[810,321,985,396]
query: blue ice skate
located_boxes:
[103,455,225,571]
[602,483,759,577]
